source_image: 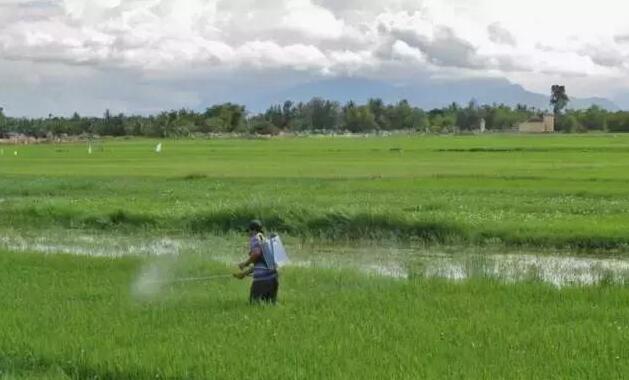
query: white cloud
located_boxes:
[615,34,629,44]
[281,0,345,39]
[236,41,329,70]
[390,40,425,63]
[2,0,629,115]
[487,22,516,46]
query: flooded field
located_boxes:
[3,135,629,378]
[3,229,628,287]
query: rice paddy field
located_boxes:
[2,134,629,378]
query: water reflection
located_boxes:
[2,231,628,287]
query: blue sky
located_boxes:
[1,0,629,116]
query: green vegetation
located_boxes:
[1,250,628,379]
[3,95,629,138]
[551,85,570,115]
[2,135,629,250]
[2,134,629,378]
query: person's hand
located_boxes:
[233,272,246,280]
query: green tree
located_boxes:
[263,103,295,130]
[577,105,607,131]
[428,108,456,132]
[367,98,387,130]
[484,104,531,130]
[550,85,569,115]
[311,98,340,130]
[0,107,7,138]
[292,98,340,131]
[282,100,296,130]
[204,103,246,132]
[456,100,483,130]
[343,103,378,133]
[250,116,280,135]
[99,110,126,136]
[555,112,583,133]
[386,100,428,130]
[607,112,629,132]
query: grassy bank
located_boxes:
[1,250,628,379]
[1,135,629,249]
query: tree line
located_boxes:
[1,98,628,138]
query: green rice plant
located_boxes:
[1,250,629,379]
[1,134,629,249]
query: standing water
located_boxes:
[1,230,629,287]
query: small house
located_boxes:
[518,114,554,133]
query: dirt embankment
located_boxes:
[0,135,89,145]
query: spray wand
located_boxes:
[146,274,234,285]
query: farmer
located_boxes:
[233,220,279,304]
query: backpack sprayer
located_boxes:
[258,233,289,271]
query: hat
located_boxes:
[248,219,263,232]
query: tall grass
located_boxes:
[1,134,629,249]
[1,251,628,379]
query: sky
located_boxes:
[1,0,629,116]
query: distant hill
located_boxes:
[244,77,620,112]
[612,93,629,110]
[569,97,619,111]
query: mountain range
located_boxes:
[239,77,621,112]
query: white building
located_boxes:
[518,114,554,133]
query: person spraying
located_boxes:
[233,220,280,304]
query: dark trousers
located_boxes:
[250,278,279,304]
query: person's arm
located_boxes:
[234,246,263,279]
[238,246,262,269]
